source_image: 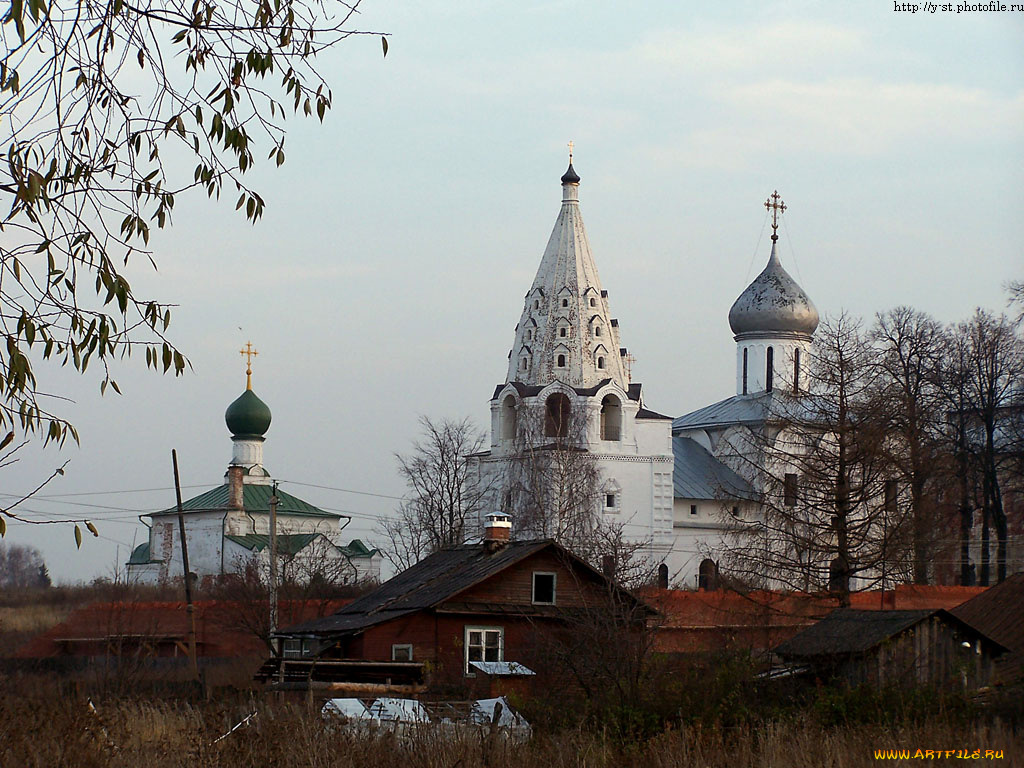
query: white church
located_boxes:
[126,360,382,585]
[471,158,819,587]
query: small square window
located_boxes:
[532,573,556,604]
[392,644,413,662]
[690,504,697,515]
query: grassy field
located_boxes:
[0,685,1018,768]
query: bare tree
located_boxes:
[717,314,897,604]
[378,417,493,570]
[1,0,385,445]
[504,397,602,543]
[949,310,1023,584]
[869,307,948,584]
[0,542,51,587]
[212,543,361,653]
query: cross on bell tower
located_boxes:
[239,341,258,391]
[764,190,786,243]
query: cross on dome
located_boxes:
[764,190,786,242]
[567,140,574,163]
[240,341,258,390]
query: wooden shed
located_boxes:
[774,608,1007,689]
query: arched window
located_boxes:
[594,326,601,337]
[590,297,597,307]
[597,356,605,369]
[559,327,567,338]
[742,347,748,395]
[698,559,719,591]
[533,299,539,309]
[766,347,774,393]
[556,353,566,368]
[501,395,517,440]
[545,393,571,438]
[600,395,621,441]
[520,357,528,371]
[561,298,569,307]
[794,348,801,393]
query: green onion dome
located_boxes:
[225,389,272,438]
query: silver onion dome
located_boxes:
[728,244,819,337]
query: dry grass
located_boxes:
[0,687,1018,768]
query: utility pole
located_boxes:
[172,449,199,681]
[269,481,279,638]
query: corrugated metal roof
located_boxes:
[672,436,755,501]
[127,542,155,564]
[340,539,380,558]
[149,483,340,519]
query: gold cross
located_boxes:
[764,190,786,242]
[567,140,574,163]
[239,341,258,390]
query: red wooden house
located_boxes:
[261,517,646,695]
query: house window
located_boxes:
[559,327,567,338]
[562,298,569,307]
[545,393,571,437]
[784,473,798,507]
[556,354,566,368]
[766,347,774,393]
[690,504,697,516]
[590,297,597,307]
[392,644,413,662]
[533,299,539,309]
[594,326,601,337]
[597,356,605,369]
[282,638,311,658]
[605,493,617,511]
[532,572,556,605]
[465,626,503,673]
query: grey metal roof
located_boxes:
[672,436,755,501]
[673,393,775,431]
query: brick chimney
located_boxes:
[227,465,245,510]
[483,513,512,553]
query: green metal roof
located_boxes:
[149,483,341,519]
[127,542,155,564]
[340,539,380,559]
[225,533,323,557]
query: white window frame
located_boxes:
[391,643,413,662]
[464,626,503,674]
[532,572,557,605]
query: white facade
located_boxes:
[471,162,675,566]
[127,387,382,585]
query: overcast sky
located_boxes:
[4,1,1022,583]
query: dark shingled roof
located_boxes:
[951,573,1024,680]
[775,608,1006,659]
[149,483,340,519]
[280,540,555,637]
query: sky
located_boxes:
[3,1,1022,583]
